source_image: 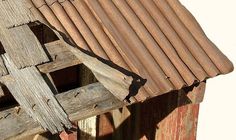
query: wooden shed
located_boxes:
[0,0,233,140]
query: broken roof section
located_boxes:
[28,0,233,101]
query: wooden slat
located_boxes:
[0,0,35,28]
[37,40,81,73]
[1,54,72,135]
[0,83,126,140]
[0,25,49,68]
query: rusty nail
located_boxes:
[93,104,98,109]
[74,92,80,97]
[54,55,57,60]
[32,104,36,110]
[4,113,11,118]
[46,99,50,104]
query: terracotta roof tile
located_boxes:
[29,0,233,101]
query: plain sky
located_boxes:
[180,0,236,139]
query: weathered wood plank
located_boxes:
[0,25,49,68]
[1,54,72,135]
[0,0,35,28]
[0,83,126,140]
[37,40,81,73]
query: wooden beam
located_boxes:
[37,40,81,73]
[0,83,126,140]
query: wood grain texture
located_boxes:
[0,0,35,28]
[37,40,81,73]
[0,25,49,68]
[0,83,126,140]
[2,54,71,135]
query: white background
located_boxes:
[180,0,236,139]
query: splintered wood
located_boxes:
[0,0,35,28]
[2,54,71,134]
[0,25,49,68]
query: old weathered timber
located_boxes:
[1,54,72,135]
[0,25,49,68]
[37,40,81,73]
[0,0,35,28]
[0,83,125,140]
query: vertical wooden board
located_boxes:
[0,0,35,28]
[0,25,49,68]
[2,54,71,134]
[78,116,97,140]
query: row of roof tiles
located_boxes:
[28,0,233,101]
